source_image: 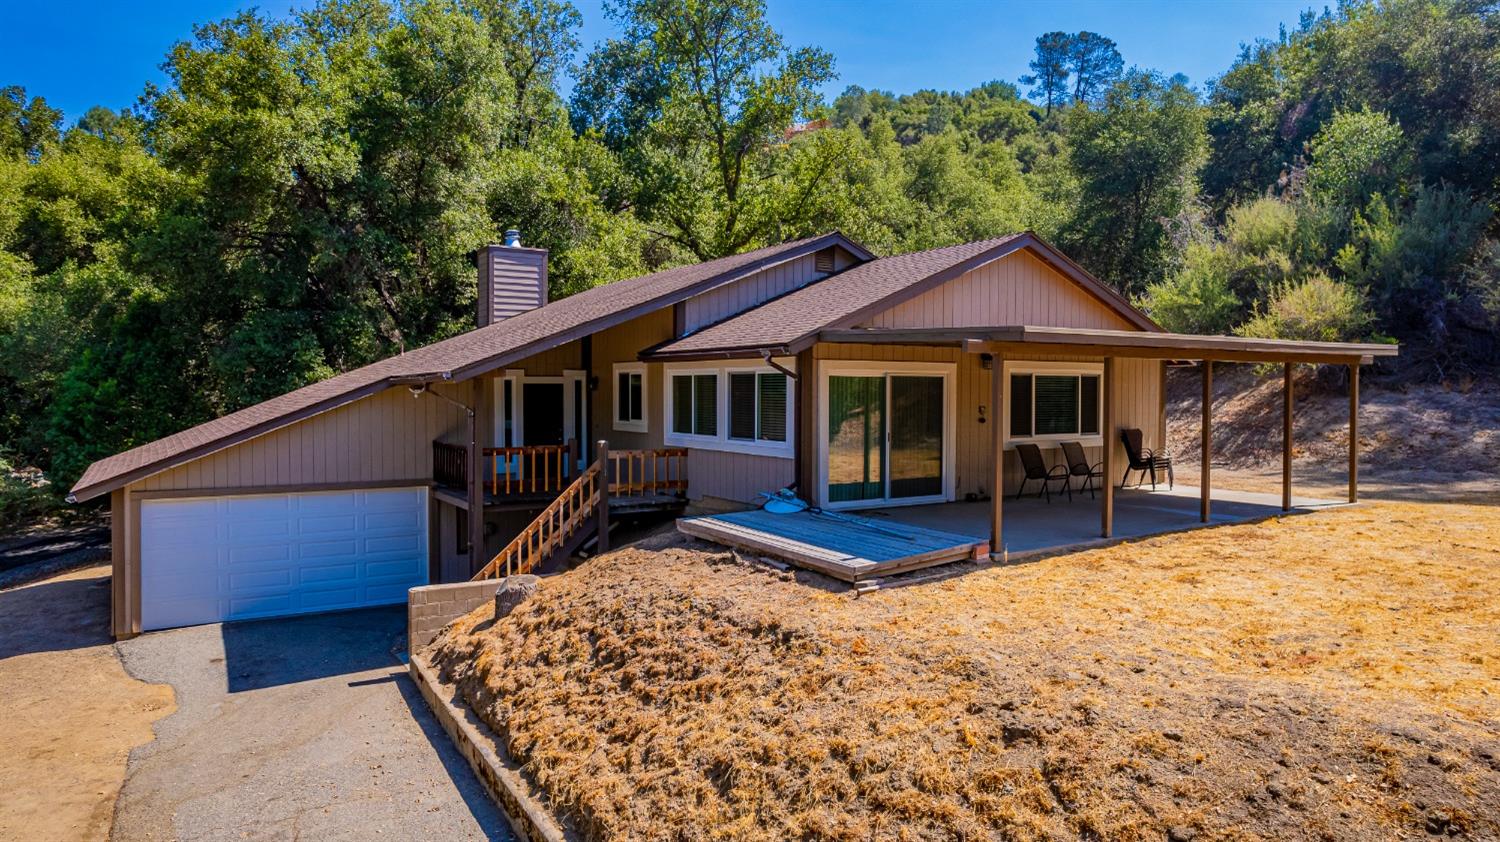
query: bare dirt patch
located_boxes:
[1167,365,1500,502]
[430,503,1500,840]
[0,564,175,842]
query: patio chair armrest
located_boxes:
[1088,460,1104,474]
[1046,465,1070,480]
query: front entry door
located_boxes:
[827,373,946,506]
[522,382,565,445]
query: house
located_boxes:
[70,230,1396,637]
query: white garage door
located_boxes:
[140,487,429,631]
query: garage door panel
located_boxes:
[299,514,358,534]
[298,587,361,610]
[228,568,295,591]
[364,510,421,530]
[140,487,428,631]
[298,563,358,584]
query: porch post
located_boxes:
[795,348,818,506]
[1200,361,1212,523]
[595,439,611,553]
[1101,356,1115,538]
[1282,362,1293,512]
[1348,363,1359,503]
[467,378,485,573]
[989,352,1004,555]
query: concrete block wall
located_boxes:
[408,580,504,651]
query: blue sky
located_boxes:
[2,0,1322,123]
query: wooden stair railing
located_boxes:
[473,456,601,580]
[470,443,690,582]
[487,440,576,496]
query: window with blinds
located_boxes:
[729,372,787,442]
[1009,370,1101,439]
[671,373,721,436]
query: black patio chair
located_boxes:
[1060,440,1104,500]
[1120,428,1174,490]
[1014,443,1071,502]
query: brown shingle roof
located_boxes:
[645,232,1159,359]
[70,232,871,501]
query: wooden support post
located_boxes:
[989,353,1004,555]
[467,378,485,573]
[595,439,610,554]
[1282,362,1293,512]
[1200,361,1212,523]
[795,348,817,506]
[1101,356,1115,538]
[1348,363,1359,503]
[1157,360,1168,454]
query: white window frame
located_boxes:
[612,362,648,434]
[663,360,796,458]
[1001,360,1104,451]
[815,359,957,510]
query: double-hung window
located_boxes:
[665,364,794,457]
[613,363,647,433]
[1006,364,1101,445]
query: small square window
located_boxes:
[613,364,647,433]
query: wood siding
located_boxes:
[680,253,828,334]
[859,250,1136,331]
[133,384,469,492]
[687,449,794,505]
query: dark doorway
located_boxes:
[522,382,565,445]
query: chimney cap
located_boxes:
[502,229,521,248]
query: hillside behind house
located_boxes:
[1165,365,1500,502]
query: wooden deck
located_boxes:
[677,509,984,583]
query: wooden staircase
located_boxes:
[471,443,686,580]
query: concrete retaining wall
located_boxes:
[407,580,504,651]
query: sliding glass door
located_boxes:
[826,372,946,506]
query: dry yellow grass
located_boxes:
[429,502,1500,840]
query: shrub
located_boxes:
[1144,242,1242,334]
[1237,273,1373,343]
[0,447,55,530]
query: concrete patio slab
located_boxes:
[862,485,1348,558]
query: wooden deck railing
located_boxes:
[433,440,578,498]
[608,447,688,497]
[473,459,601,580]
[432,441,468,488]
[487,441,576,496]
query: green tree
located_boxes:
[573,0,840,259]
[1062,71,1206,294]
[1019,32,1070,116]
[1067,31,1124,104]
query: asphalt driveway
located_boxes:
[113,606,512,841]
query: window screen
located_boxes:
[672,375,693,434]
[729,373,756,440]
[1080,375,1100,435]
[1009,374,1032,437]
[1034,375,1080,435]
[757,373,787,442]
[693,374,718,436]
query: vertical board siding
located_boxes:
[687,450,794,504]
[591,309,674,452]
[133,384,469,493]
[859,251,1136,331]
[681,254,828,334]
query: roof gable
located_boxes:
[858,249,1137,332]
[645,233,1159,359]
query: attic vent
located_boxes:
[814,247,835,274]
